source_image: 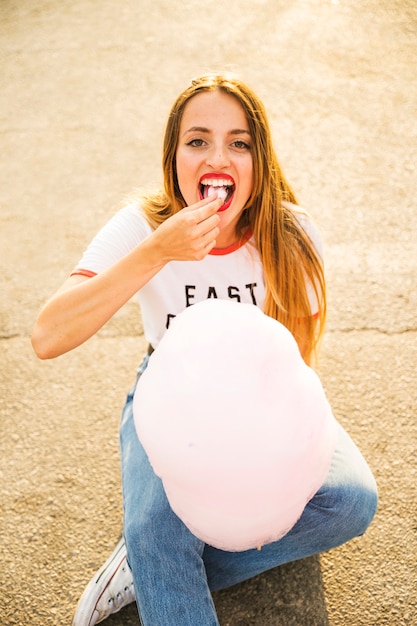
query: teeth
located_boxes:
[201,178,233,187]
[200,177,234,203]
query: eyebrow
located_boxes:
[182,126,251,137]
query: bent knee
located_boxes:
[329,482,378,542]
[311,478,378,546]
[354,484,378,536]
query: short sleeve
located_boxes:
[72,204,152,275]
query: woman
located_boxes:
[32,74,377,626]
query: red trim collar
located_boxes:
[209,229,252,256]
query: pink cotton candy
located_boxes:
[134,299,337,551]
[207,185,228,202]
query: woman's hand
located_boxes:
[149,194,222,263]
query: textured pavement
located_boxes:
[1,1,416,624]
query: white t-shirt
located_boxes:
[73,202,322,348]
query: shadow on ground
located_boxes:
[104,556,328,626]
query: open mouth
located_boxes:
[199,175,235,210]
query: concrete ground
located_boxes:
[1,1,416,624]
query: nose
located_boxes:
[206,143,230,169]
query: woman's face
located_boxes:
[176,90,254,248]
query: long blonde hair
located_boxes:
[140,73,326,365]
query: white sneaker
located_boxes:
[72,537,136,625]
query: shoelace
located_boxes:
[97,564,135,619]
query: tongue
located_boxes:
[206,186,228,202]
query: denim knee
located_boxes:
[353,483,378,537]
[312,479,378,546]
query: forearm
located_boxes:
[31,237,165,359]
[32,196,221,359]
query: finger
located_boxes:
[203,224,220,248]
[193,224,220,259]
[183,193,223,217]
[198,213,220,237]
[196,200,223,226]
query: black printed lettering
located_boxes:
[245,283,257,305]
[166,313,176,329]
[207,286,218,299]
[228,286,241,302]
[185,285,196,307]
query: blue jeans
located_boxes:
[120,355,378,626]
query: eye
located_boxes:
[232,140,251,150]
[187,138,206,148]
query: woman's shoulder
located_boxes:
[118,201,148,220]
[282,200,312,223]
[282,201,323,258]
[111,202,154,232]
[83,202,153,252]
